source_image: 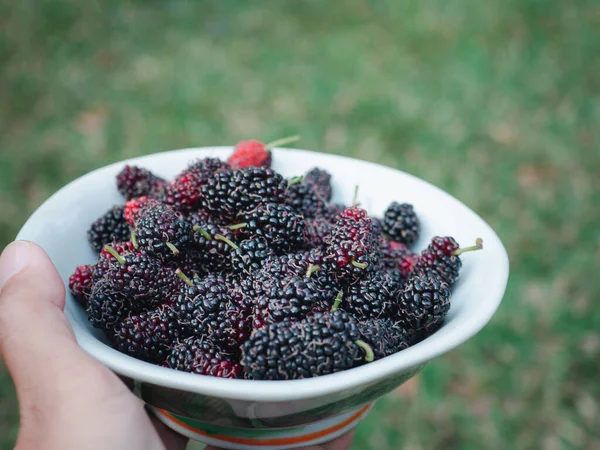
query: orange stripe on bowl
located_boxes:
[158,404,370,446]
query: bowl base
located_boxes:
[148,403,373,450]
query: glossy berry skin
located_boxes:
[164,158,230,212]
[86,281,141,332]
[116,165,166,200]
[124,197,161,226]
[200,168,287,221]
[174,275,251,353]
[343,271,402,320]
[68,265,94,306]
[92,241,136,281]
[305,218,333,248]
[174,274,229,331]
[186,209,213,228]
[413,236,461,286]
[87,206,131,252]
[256,250,339,303]
[167,252,205,279]
[243,203,306,253]
[304,167,332,202]
[99,251,179,307]
[382,202,420,246]
[168,337,242,378]
[112,304,182,363]
[227,140,272,169]
[192,223,237,273]
[323,206,381,284]
[134,204,193,259]
[231,237,275,275]
[357,319,410,360]
[397,273,451,335]
[251,275,326,329]
[242,311,363,380]
[259,249,323,279]
[320,203,345,223]
[285,183,325,219]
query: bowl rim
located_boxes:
[17,146,509,402]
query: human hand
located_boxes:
[0,241,354,450]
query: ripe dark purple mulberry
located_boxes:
[96,247,180,307]
[397,273,451,335]
[382,202,420,246]
[257,249,322,278]
[192,223,237,273]
[112,303,182,363]
[304,167,332,202]
[357,319,410,360]
[174,274,251,353]
[92,241,136,281]
[242,311,369,380]
[86,281,141,332]
[87,206,131,252]
[255,250,339,305]
[168,337,242,378]
[134,204,193,259]
[343,271,402,320]
[305,218,333,248]
[116,165,166,200]
[251,275,327,329]
[285,183,326,219]
[200,168,287,221]
[230,236,275,275]
[243,203,306,252]
[320,203,345,223]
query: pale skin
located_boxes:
[0,241,354,450]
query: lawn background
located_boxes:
[1,1,599,449]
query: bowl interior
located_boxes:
[16,147,509,402]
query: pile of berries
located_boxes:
[70,136,483,380]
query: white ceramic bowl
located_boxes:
[16,148,509,450]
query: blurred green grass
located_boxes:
[1,1,599,449]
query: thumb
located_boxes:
[0,241,114,413]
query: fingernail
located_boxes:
[0,241,31,293]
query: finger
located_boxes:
[147,408,189,450]
[204,429,355,450]
[0,241,117,410]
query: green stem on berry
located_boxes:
[193,225,213,240]
[351,259,368,269]
[330,290,343,312]
[305,264,320,278]
[176,269,194,287]
[103,245,125,265]
[215,234,239,250]
[288,175,304,186]
[227,222,248,231]
[165,242,180,255]
[265,135,300,151]
[355,340,375,362]
[130,230,139,249]
[453,238,484,256]
[352,185,360,206]
[193,273,200,279]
